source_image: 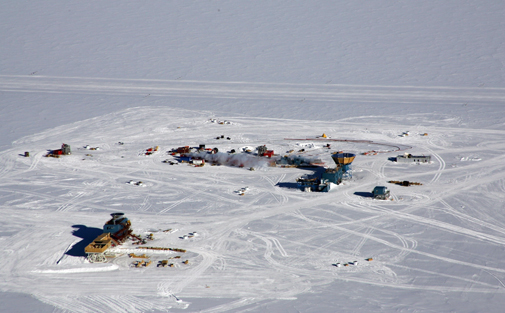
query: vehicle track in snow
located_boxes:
[138,195,152,212]
[294,202,415,263]
[296,187,505,271]
[436,199,505,237]
[289,204,505,274]
[158,193,195,213]
[198,297,258,313]
[350,226,375,257]
[261,174,289,205]
[0,152,15,179]
[363,201,505,247]
[2,102,505,311]
[24,151,44,172]
[330,274,505,294]
[56,191,87,212]
[424,146,446,184]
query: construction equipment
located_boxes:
[128,253,148,258]
[133,259,152,267]
[158,260,169,267]
[157,260,174,268]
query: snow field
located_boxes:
[1,107,505,312]
[2,1,505,311]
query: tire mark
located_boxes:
[0,153,15,178]
[262,175,288,205]
[138,195,151,212]
[270,237,288,257]
[57,191,86,212]
[438,199,505,236]
[364,202,505,246]
[25,151,44,172]
[351,226,375,257]
[291,203,505,274]
[199,298,258,313]
[423,146,445,184]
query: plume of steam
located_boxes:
[277,154,324,166]
[187,151,271,168]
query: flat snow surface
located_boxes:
[1,1,505,312]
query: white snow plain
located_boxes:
[1,1,505,312]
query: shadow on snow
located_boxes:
[354,191,374,198]
[275,166,327,190]
[275,182,299,189]
[66,225,103,257]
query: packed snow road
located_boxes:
[2,75,505,104]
